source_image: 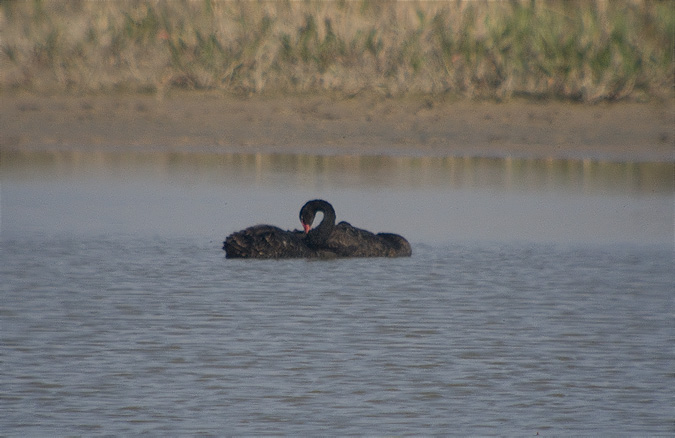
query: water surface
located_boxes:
[1,150,673,435]
[2,150,673,244]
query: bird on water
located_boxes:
[223,199,411,259]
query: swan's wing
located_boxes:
[224,225,312,258]
[324,222,381,257]
[322,222,411,257]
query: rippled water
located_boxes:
[1,151,674,435]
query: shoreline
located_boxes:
[1,93,673,162]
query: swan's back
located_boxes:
[323,222,412,257]
[224,225,313,259]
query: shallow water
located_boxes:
[2,150,673,245]
[1,150,674,435]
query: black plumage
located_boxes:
[223,199,411,259]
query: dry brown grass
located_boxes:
[1,0,673,101]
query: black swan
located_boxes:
[223,199,411,259]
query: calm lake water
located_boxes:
[1,150,674,435]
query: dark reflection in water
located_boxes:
[1,150,673,245]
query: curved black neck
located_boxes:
[300,200,336,246]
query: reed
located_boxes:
[1,0,672,101]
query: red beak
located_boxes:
[302,222,311,233]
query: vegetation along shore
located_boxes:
[1,0,673,102]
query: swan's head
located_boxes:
[300,199,334,234]
[300,209,315,233]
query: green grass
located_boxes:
[1,0,672,101]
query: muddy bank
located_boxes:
[1,93,673,162]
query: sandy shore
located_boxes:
[1,93,673,162]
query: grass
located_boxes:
[1,0,673,102]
